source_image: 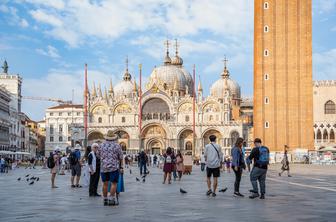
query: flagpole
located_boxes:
[84,63,88,148]
[139,64,142,151]
[192,64,196,157]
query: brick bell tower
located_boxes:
[253,0,314,152]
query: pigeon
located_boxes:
[17,177,21,181]
[180,188,187,194]
[142,174,147,178]
[30,177,36,180]
[29,181,34,185]
[136,177,140,182]
[25,174,30,177]
[36,177,39,181]
[219,188,228,193]
[142,178,145,183]
[26,178,29,181]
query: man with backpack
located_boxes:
[139,151,147,176]
[204,135,223,197]
[246,138,269,199]
[69,142,82,188]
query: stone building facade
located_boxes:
[313,80,336,149]
[0,86,10,149]
[88,43,247,157]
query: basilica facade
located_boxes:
[87,42,247,157]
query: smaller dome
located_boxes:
[114,80,137,98]
[164,54,172,64]
[171,55,183,66]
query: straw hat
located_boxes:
[105,130,118,141]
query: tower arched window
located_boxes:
[264,25,269,32]
[185,115,190,122]
[325,100,335,114]
[264,2,269,9]
[98,117,102,123]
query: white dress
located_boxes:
[83,160,90,187]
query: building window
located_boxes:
[122,117,126,123]
[264,49,269,56]
[59,112,62,116]
[264,74,269,80]
[325,100,335,114]
[264,2,269,9]
[68,136,71,141]
[59,136,63,142]
[50,136,54,142]
[265,121,269,128]
[185,115,190,122]
[265,97,269,104]
[68,112,71,116]
[59,124,63,133]
[264,25,269,32]
[68,125,71,133]
[98,117,102,123]
[77,112,80,116]
[50,124,54,134]
[50,112,53,116]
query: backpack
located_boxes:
[68,151,78,166]
[165,155,172,164]
[256,146,269,167]
[47,153,55,169]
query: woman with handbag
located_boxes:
[279,146,292,177]
[231,137,246,197]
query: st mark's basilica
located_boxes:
[87,41,251,157]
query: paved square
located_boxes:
[0,164,335,222]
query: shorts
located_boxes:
[71,163,81,177]
[101,170,119,183]
[206,167,220,178]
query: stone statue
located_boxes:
[185,85,189,95]
[2,60,8,74]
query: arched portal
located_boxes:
[178,129,194,155]
[202,129,222,148]
[88,131,104,144]
[142,124,167,154]
[113,130,130,152]
[142,98,170,121]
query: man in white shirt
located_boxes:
[204,135,223,197]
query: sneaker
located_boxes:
[234,192,244,197]
[76,184,82,188]
[212,193,217,197]
[103,199,108,206]
[94,193,101,197]
[206,190,212,196]
[260,194,265,199]
[71,185,76,188]
[288,175,292,177]
[249,193,260,199]
[219,188,228,193]
[108,198,116,206]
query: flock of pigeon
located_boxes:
[17,174,40,185]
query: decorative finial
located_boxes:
[163,40,172,65]
[175,39,179,56]
[198,75,203,91]
[104,87,108,100]
[221,56,230,78]
[126,55,129,72]
[2,60,8,74]
[98,83,103,97]
[165,40,170,55]
[123,56,132,81]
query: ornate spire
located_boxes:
[221,56,230,78]
[104,87,108,100]
[2,60,8,74]
[92,82,97,97]
[109,78,113,93]
[123,56,132,81]
[198,75,203,91]
[163,40,171,65]
[133,79,137,92]
[98,84,103,97]
[175,38,179,56]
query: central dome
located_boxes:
[149,65,192,92]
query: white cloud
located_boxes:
[25,0,253,47]
[22,68,116,120]
[36,45,60,59]
[313,49,336,80]
[22,0,65,10]
[19,18,29,28]
[314,0,336,13]
[30,9,63,27]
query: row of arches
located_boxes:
[88,126,240,155]
[315,128,335,144]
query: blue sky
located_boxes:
[0,0,335,121]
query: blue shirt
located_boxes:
[74,149,81,160]
[231,146,245,167]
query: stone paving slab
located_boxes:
[0,164,335,222]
